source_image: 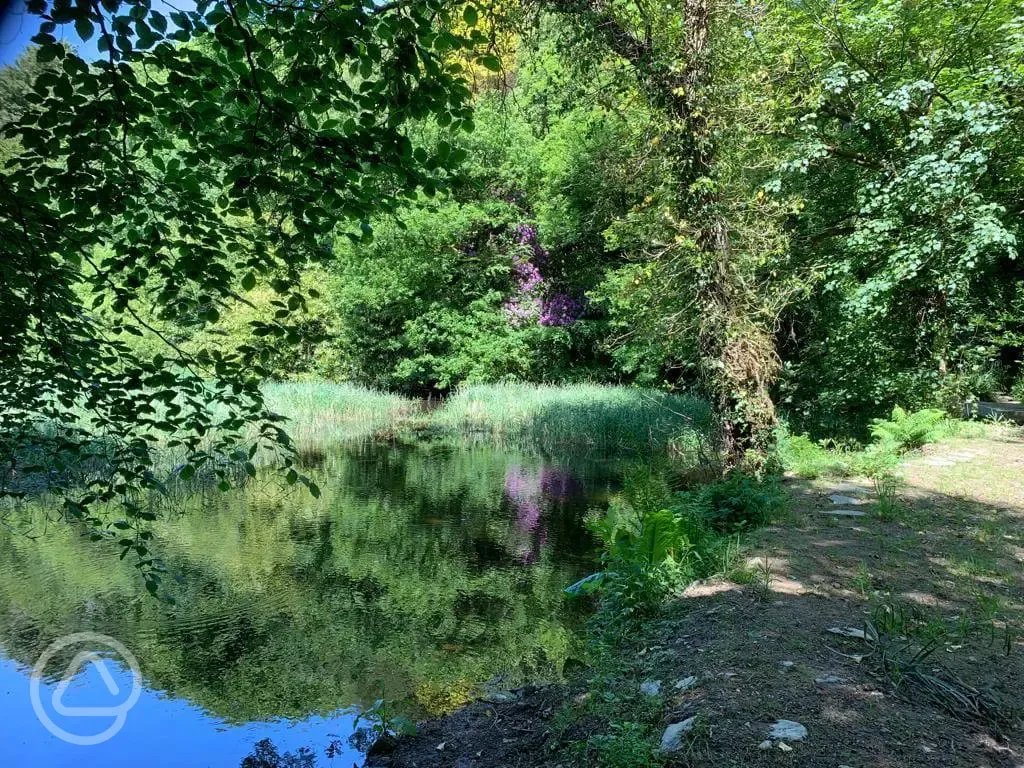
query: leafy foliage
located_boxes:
[0,0,485,580]
[869,407,949,453]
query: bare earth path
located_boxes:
[370,428,1024,768]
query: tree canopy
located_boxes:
[2,0,1023,578]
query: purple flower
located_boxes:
[539,293,585,326]
[504,223,584,327]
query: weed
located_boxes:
[873,474,903,521]
[852,562,874,597]
[589,721,660,768]
[752,555,774,601]
[348,696,417,754]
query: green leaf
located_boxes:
[75,17,95,42]
[462,5,478,26]
[480,55,500,72]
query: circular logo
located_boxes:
[30,632,142,746]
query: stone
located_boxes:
[659,717,698,753]
[778,742,793,752]
[829,494,870,506]
[482,690,519,704]
[758,740,773,750]
[674,675,698,691]
[827,626,867,639]
[780,661,795,671]
[815,675,845,685]
[640,680,662,697]
[768,720,808,742]
[819,509,867,517]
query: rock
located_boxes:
[640,680,662,697]
[827,626,867,639]
[674,675,698,691]
[820,508,867,517]
[758,740,773,750]
[564,571,611,597]
[659,717,697,753]
[815,675,844,685]
[482,690,519,704]
[829,494,870,506]
[780,661,795,672]
[768,720,808,742]
[778,742,793,752]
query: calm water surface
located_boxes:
[0,440,619,767]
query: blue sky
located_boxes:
[1,0,194,66]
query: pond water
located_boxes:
[0,440,620,767]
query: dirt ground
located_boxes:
[368,427,1024,768]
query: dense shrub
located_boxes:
[680,472,784,534]
[869,407,948,453]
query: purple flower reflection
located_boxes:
[503,465,582,564]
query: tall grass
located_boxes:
[262,382,419,446]
[432,383,715,456]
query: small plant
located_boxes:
[348,697,417,755]
[873,474,903,521]
[589,721,659,768]
[869,406,947,453]
[752,554,774,601]
[852,562,873,597]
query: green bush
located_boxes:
[1012,376,1024,403]
[680,472,783,534]
[582,468,778,618]
[869,406,948,453]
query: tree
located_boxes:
[0,0,492,588]
[538,0,791,463]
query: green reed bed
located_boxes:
[262,382,419,446]
[432,383,715,455]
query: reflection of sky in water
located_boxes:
[0,655,359,766]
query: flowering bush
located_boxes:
[504,223,585,328]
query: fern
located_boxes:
[869,406,947,452]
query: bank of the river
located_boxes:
[264,382,715,457]
[368,426,1024,767]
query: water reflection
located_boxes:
[0,440,615,766]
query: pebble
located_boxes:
[674,675,698,691]
[758,740,773,750]
[659,717,697,753]
[829,494,870,506]
[815,675,845,685]
[780,661,795,671]
[768,719,808,742]
[640,680,662,697]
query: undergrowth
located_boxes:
[777,406,988,480]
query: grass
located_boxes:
[432,383,715,456]
[261,381,420,445]
[258,381,717,457]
